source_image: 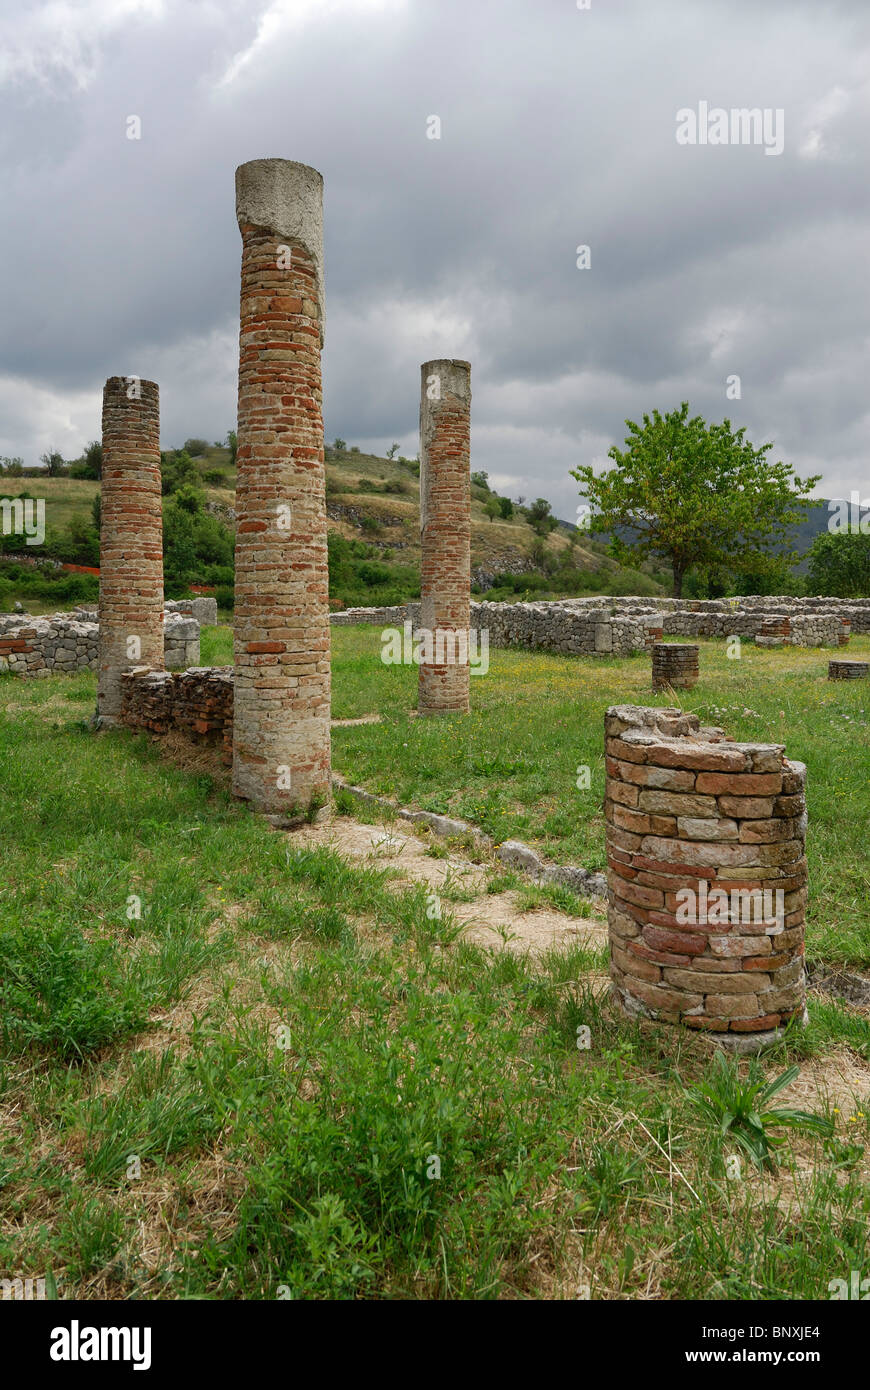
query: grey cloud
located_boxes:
[0,0,867,514]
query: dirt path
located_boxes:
[293,815,608,956]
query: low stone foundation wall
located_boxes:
[165,597,219,626]
[329,595,861,658]
[120,666,233,764]
[605,704,807,1049]
[332,602,663,657]
[0,610,199,677]
[0,613,98,676]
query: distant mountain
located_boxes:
[562,500,840,568]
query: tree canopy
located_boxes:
[572,403,819,597]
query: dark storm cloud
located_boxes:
[0,0,867,519]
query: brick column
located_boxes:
[232,158,330,814]
[605,705,807,1052]
[652,642,699,690]
[96,377,164,722]
[418,359,472,715]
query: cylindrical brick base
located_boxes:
[97,377,164,722]
[652,642,699,691]
[605,704,807,1049]
[418,359,471,715]
[232,158,331,814]
[828,660,869,680]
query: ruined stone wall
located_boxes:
[120,666,233,765]
[329,602,662,657]
[563,595,870,637]
[329,595,861,654]
[165,597,219,626]
[605,704,807,1048]
[0,610,198,676]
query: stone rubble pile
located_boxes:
[120,665,233,764]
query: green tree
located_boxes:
[183,438,210,457]
[77,440,102,480]
[161,449,200,496]
[471,471,490,491]
[40,448,65,477]
[806,531,870,597]
[572,403,819,598]
[497,496,514,519]
[527,498,557,535]
[386,442,400,459]
[484,497,501,523]
[225,430,238,467]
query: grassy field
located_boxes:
[202,625,870,967]
[1,633,868,1300]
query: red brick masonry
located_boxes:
[232,159,331,812]
[605,704,807,1040]
[418,359,472,715]
[97,377,164,720]
[120,667,233,767]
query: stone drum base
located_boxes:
[828,660,869,680]
[652,642,699,691]
[605,704,807,1051]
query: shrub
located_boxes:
[183,438,210,458]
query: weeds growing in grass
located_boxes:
[686,1053,834,1169]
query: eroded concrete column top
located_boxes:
[235,158,325,335]
[420,359,472,405]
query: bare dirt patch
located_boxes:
[292,814,608,955]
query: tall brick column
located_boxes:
[97,377,164,723]
[232,158,331,814]
[418,359,472,715]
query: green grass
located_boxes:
[0,638,868,1300]
[199,622,870,964]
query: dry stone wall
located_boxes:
[330,595,863,657]
[332,601,664,657]
[605,704,808,1049]
[0,610,198,676]
[165,597,219,626]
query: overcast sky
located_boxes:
[1,0,868,520]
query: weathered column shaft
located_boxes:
[232,158,331,813]
[418,358,472,715]
[97,377,164,721]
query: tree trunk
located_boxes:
[672,563,685,599]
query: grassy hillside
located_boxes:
[0,442,667,608]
